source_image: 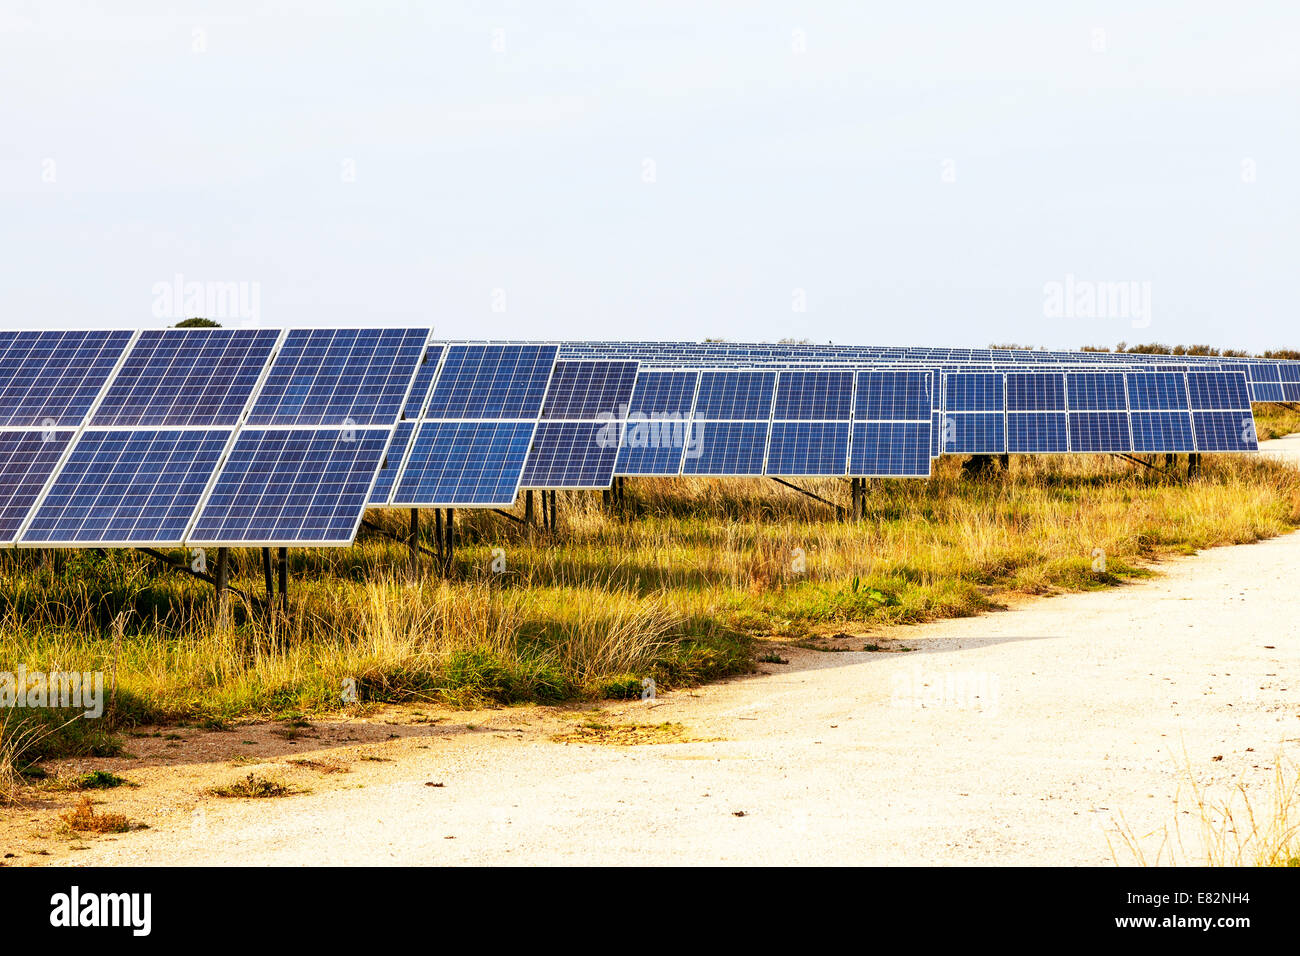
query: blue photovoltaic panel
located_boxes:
[92,329,279,427]
[22,429,229,545]
[540,361,638,419]
[368,420,415,505]
[615,419,692,475]
[693,371,777,419]
[521,422,620,488]
[1187,371,1251,411]
[944,373,1004,412]
[1068,411,1132,452]
[423,344,558,419]
[1251,382,1284,402]
[1126,372,1189,411]
[1066,372,1128,411]
[681,421,768,475]
[1193,411,1258,452]
[1284,383,1300,402]
[247,328,427,427]
[1007,412,1068,453]
[1280,364,1300,384]
[1005,373,1066,412]
[1131,411,1195,452]
[627,370,698,417]
[401,344,446,420]
[850,421,931,476]
[0,330,133,427]
[856,371,931,420]
[765,421,849,475]
[394,421,536,506]
[772,371,853,420]
[941,413,1005,454]
[189,428,390,544]
[0,430,74,541]
[930,411,941,458]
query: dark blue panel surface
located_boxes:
[539,361,638,420]
[248,328,427,427]
[856,371,931,420]
[1192,411,1258,451]
[93,329,279,427]
[368,421,415,505]
[1068,411,1132,451]
[190,427,389,543]
[401,343,445,419]
[944,373,1004,412]
[23,429,229,544]
[940,412,1005,453]
[1131,411,1195,452]
[1186,371,1250,411]
[0,429,73,541]
[627,370,698,417]
[1005,373,1066,412]
[1007,412,1068,452]
[393,421,535,506]
[765,421,849,475]
[0,330,132,427]
[692,371,777,419]
[772,371,853,420]
[422,344,558,419]
[1126,372,1189,411]
[681,421,769,475]
[521,422,620,487]
[1066,372,1128,411]
[615,418,693,475]
[850,421,931,476]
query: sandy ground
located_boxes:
[7,441,1299,867]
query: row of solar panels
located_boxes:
[0,329,1267,549]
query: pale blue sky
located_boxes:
[2,2,1297,350]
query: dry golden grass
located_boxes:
[60,796,140,833]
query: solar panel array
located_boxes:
[0,331,1277,549]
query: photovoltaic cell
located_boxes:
[189,428,390,544]
[0,330,133,427]
[368,420,415,505]
[1131,411,1195,452]
[92,329,280,427]
[856,371,931,420]
[849,421,931,476]
[22,429,229,545]
[692,371,776,419]
[1067,372,1128,411]
[627,370,698,417]
[423,344,558,419]
[772,371,853,420]
[539,361,638,419]
[941,413,1005,454]
[615,418,693,475]
[944,373,1004,412]
[765,421,849,475]
[1005,373,1066,412]
[681,421,768,475]
[247,328,427,427]
[401,344,446,420]
[1126,372,1189,411]
[521,422,620,487]
[0,430,74,542]
[1186,371,1251,411]
[1007,412,1068,453]
[1192,411,1258,452]
[1068,411,1132,452]
[392,421,536,507]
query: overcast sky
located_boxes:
[2,2,1296,350]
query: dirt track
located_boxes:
[22,441,1300,866]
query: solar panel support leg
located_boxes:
[851,478,861,519]
[525,490,534,527]
[277,547,288,613]
[1188,454,1201,479]
[262,547,274,602]
[409,509,420,580]
[215,547,230,623]
[443,509,455,576]
[549,491,558,532]
[435,509,444,565]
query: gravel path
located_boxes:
[63,442,1300,866]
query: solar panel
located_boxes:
[1005,373,1066,412]
[940,412,1006,454]
[0,330,133,427]
[681,421,769,475]
[626,370,698,416]
[391,421,537,507]
[423,344,558,419]
[1131,411,1195,452]
[368,420,415,505]
[1068,412,1132,452]
[21,429,230,546]
[1066,372,1127,411]
[1187,371,1252,410]
[765,421,850,475]
[1193,411,1259,452]
[1007,412,1069,453]
[856,371,931,420]
[247,328,428,427]
[772,371,853,420]
[1126,372,1189,410]
[850,421,931,476]
[92,329,279,428]
[540,361,639,419]
[521,421,622,488]
[943,373,1004,412]
[401,343,446,420]
[0,429,74,543]
[189,427,390,545]
[692,371,777,419]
